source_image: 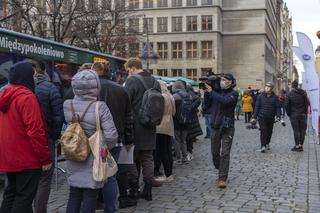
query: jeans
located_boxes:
[290,115,307,146]
[102,147,121,213]
[155,134,173,177]
[0,169,42,213]
[174,129,188,160]
[244,112,252,123]
[34,166,54,213]
[66,187,98,213]
[259,118,274,147]
[211,128,235,181]
[204,114,212,137]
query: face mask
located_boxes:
[265,87,271,93]
[220,80,227,89]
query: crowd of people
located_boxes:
[0,57,310,213]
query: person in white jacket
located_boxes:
[154,81,176,182]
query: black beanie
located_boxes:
[9,61,35,92]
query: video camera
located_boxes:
[199,74,221,91]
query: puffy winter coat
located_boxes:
[285,88,308,118]
[64,70,118,189]
[253,92,281,119]
[242,95,253,113]
[0,84,51,172]
[156,81,176,137]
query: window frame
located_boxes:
[186,68,198,81]
[187,16,198,31]
[157,0,168,7]
[157,17,168,33]
[201,41,213,59]
[143,0,154,8]
[157,42,168,59]
[172,69,183,77]
[129,0,140,9]
[186,41,198,59]
[201,0,213,5]
[157,69,168,76]
[172,42,183,59]
[172,0,182,7]
[172,16,182,32]
[187,0,197,6]
[143,18,154,34]
[201,15,213,31]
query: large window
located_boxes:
[129,18,139,33]
[143,18,153,33]
[186,69,198,81]
[157,0,168,7]
[172,69,183,77]
[115,0,126,9]
[187,41,197,58]
[201,0,212,5]
[157,17,168,32]
[172,17,182,32]
[172,0,182,7]
[157,42,168,59]
[128,43,140,57]
[201,41,213,58]
[201,15,212,31]
[157,69,168,76]
[187,16,197,31]
[129,0,139,9]
[187,0,197,6]
[172,42,183,59]
[144,0,153,8]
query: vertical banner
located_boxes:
[293,32,320,140]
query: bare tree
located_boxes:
[4,0,141,56]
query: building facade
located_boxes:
[316,46,320,78]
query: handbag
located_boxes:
[60,101,94,161]
[89,102,118,182]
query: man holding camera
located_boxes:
[251,83,281,153]
[202,74,238,188]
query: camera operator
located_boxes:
[202,74,238,189]
[251,83,281,153]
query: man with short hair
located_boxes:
[124,58,162,201]
[286,80,309,152]
[251,82,281,153]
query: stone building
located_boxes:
[316,46,320,78]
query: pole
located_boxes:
[144,14,150,71]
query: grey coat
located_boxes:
[63,70,118,189]
[124,71,161,150]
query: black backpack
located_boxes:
[134,75,164,127]
[176,92,194,126]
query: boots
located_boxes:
[119,196,137,209]
[139,183,152,201]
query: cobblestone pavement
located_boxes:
[1,118,320,213]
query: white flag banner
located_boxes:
[293,32,319,138]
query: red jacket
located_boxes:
[0,84,52,172]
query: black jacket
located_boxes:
[285,88,308,118]
[99,78,134,145]
[125,71,161,150]
[187,89,203,140]
[203,88,238,129]
[35,76,64,141]
[253,92,281,119]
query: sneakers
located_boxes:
[186,152,194,162]
[266,144,270,150]
[151,179,163,187]
[260,146,266,153]
[291,145,303,152]
[155,175,175,183]
[154,176,167,182]
[218,180,227,189]
[165,175,175,183]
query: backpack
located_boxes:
[176,92,194,126]
[133,75,164,127]
[60,100,95,161]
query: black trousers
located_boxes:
[154,134,173,177]
[186,138,195,154]
[244,112,252,123]
[0,169,42,213]
[290,115,307,146]
[259,118,274,147]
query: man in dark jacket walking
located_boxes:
[286,80,309,152]
[251,82,281,153]
[203,74,238,189]
[92,62,137,210]
[31,60,64,213]
[124,58,162,201]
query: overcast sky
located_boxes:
[285,0,320,50]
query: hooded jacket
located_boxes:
[0,62,51,172]
[63,69,118,189]
[172,81,189,130]
[285,88,308,118]
[156,81,176,136]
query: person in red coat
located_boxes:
[0,61,52,213]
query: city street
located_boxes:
[2,118,319,213]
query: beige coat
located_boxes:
[156,81,176,136]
